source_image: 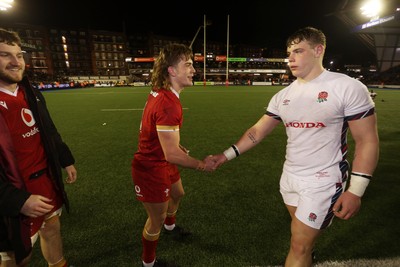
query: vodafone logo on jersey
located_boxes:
[20,108,39,138]
[21,108,36,127]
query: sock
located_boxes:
[142,234,159,264]
[164,223,175,231]
[142,258,155,267]
[164,212,176,230]
[48,258,67,267]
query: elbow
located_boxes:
[163,147,186,165]
[164,153,172,163]
[164,153,178,165]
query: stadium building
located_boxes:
[1,1,399,88]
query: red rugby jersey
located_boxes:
[133,89,183,163]
[0,86,47,181]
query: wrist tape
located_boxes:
[348,172,371,197]
[223,145,240,161]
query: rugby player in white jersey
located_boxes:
[212,26,379,267]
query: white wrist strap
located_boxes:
[347,174,370,197]
[223,145,240,161]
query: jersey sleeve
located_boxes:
[155,96,182,132]
[344,80,375,118]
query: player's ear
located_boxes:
[314,44,324,57]
[168,66,177,77]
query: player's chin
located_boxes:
[289,69,301,77]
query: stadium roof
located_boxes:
[331,0,400,72]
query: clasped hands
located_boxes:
[200,154,228,172]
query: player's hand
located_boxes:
[65,165,77,184]
[210,153,228,169]
[202,155,217,172]
[332,191,361,220]
[20,195,54,218]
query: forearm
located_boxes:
[225,115,279,162]
[351,141,379,175]
[165,150,204,170]
[235,127,264,155]
[348,141,379,197]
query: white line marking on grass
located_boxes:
[101,108,189,111]
[101,109,144,111]
[313,257,400,267]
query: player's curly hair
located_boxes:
[0,28,22,47]
[286,26,326,49]
[151,43,193,91]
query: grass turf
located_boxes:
[29,86,400,266]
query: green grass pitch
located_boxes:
[29,86,400,266]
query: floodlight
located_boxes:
[0,0,13,11]
[360,0,382,19]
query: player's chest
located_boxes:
[0,91,29,115]
[278,90,343,122]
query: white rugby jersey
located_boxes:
[267,70,375,182]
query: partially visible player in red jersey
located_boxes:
[0,28,77,267]
[131,43,215,267]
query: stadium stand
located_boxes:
[332,0,400,73]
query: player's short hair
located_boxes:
[286,26,326,49]
[0,28,22,47]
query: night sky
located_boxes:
[2,0,387,65]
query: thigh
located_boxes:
[291,215,321,249]
[280,171,300,207]
[25,174,63,211]
[31,208,62,245]
[38,214,61,239]
[132,162,171,203]
[30,205,62,239]
[169,165,183,199]
[296,180,342,230]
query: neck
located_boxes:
[299,67,325,83]
[170,87,181,94]
[0,81,18,93]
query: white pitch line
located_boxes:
[101,108,188,111]
[101,108,144,111]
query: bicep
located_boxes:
[348,114,379,173]
[157,130,181,158]
[253,115,280,138]
[348,114,378,143]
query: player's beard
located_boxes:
[0,67,24,84]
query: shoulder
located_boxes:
[322,71,369,98]
[150,89,177,102]
[325,71,365,86]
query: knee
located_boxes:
[290,238,313,257]
[39,216,61,239]
[147,214,167,232]
[290,239,306,256]
[171,190,185,201]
